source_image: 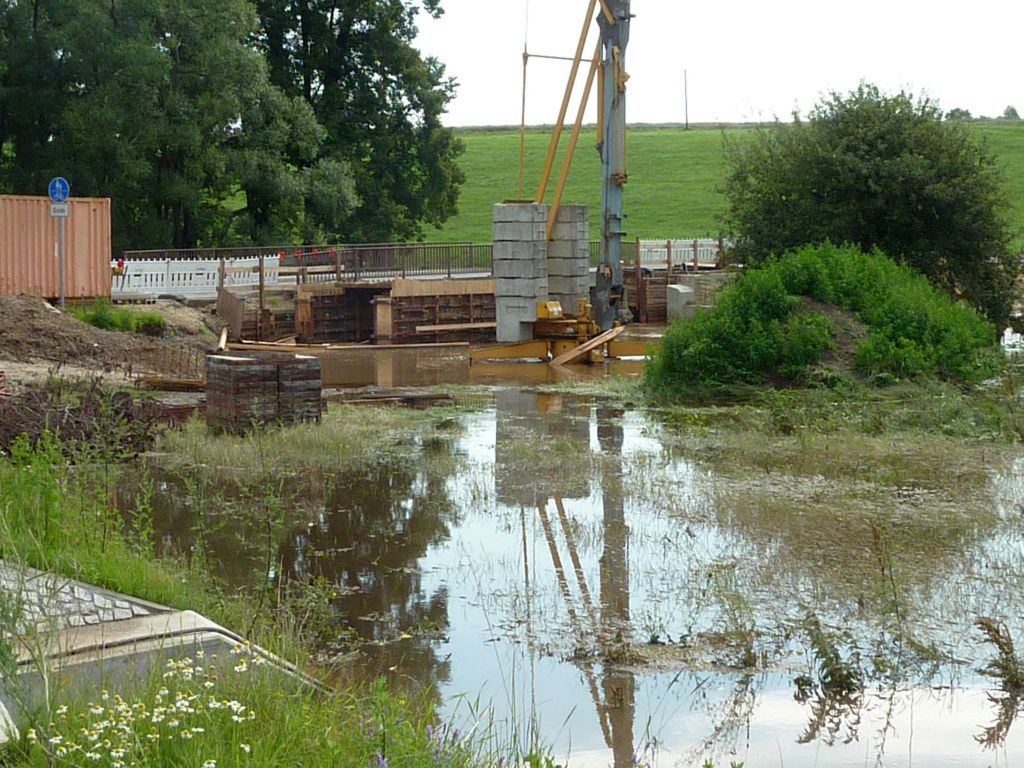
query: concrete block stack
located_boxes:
[493,203,548,343]
[206,353,322,433]
[547,204,591,317]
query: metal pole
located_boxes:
[684,69,689,130]
[58,216,66,309]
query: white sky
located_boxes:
[415,0,1024,126]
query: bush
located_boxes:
[724,83,1017,327]
[70,300,165,336]
[645,243,1000,392]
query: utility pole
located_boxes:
[684,69,689,130]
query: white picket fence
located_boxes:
[638,238,725,270]
[111,256,281,299]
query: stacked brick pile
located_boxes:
[493,203,548,343]
[205,353,321,433]
[547,204,591,316]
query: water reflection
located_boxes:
[127,392,1024,766]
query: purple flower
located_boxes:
[374,752,388,768]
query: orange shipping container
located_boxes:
[0,195,112,300]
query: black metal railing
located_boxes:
[123,242,495,280]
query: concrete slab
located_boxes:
[492,203,548,224]
[667,284,697,322]
[0,562,167,636]
[493,222,548,242]
[495,278,549,298]
[0,563,317,746]
[493,240,547,262]
[493,258,548,280]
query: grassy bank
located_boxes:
[428,123,1024,247]
[0,405,539,768]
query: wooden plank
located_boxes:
[415,321,497,333]
[390,278,495,298]
[217,287,245,341]
[549,326,626,367]
[227,341,469,353]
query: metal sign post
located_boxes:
[48,177,70,308]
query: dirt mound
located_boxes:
[793,297,869,374]
[0,296,216,376]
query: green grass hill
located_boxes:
[426,123,1024,249]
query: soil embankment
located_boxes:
[0,296,218,386]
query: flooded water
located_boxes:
[274,342,647,388]
[128,390,1024,767]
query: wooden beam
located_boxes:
[390,278,495,298]
[415,321,497,334]
[549,326,625,366]
[227,340,470,354]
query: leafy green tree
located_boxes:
[0,0,357,252]
[256,0,465,242]
[725,84,1017,327]
[1003,105,1020,120]
[945,107,973,121]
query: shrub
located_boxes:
[645,243,1000,392]
[724,83,1017,327]
[70,300,165,336]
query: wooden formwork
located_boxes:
[295,283,389,344]
[625,272,668,323]
[375,279,496,344]
[218,287,296,342]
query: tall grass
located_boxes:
[69,300,166,336]
[645,243,1001,392]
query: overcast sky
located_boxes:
[414,0,1023,126]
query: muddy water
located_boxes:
[300,347,645,388]
[132,392,1024,767]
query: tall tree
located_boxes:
[255,0,464,242]
[724,84,1017,327]
[0,0,356,252]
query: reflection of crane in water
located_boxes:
[522,404,637,767]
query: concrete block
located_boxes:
[493,240,547,263]
[496,278,548,298]
[549,241,579,259]
[497,297,539,322]
[493,222,548,242]
[494,258,548,280]
[553,203,588,225]
[667,284,697,323]
[549,276,590,294]
[497,318,534,343]
[546,259,589,278]
[493,203,548,224]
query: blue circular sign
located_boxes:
[48,177,70,203]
